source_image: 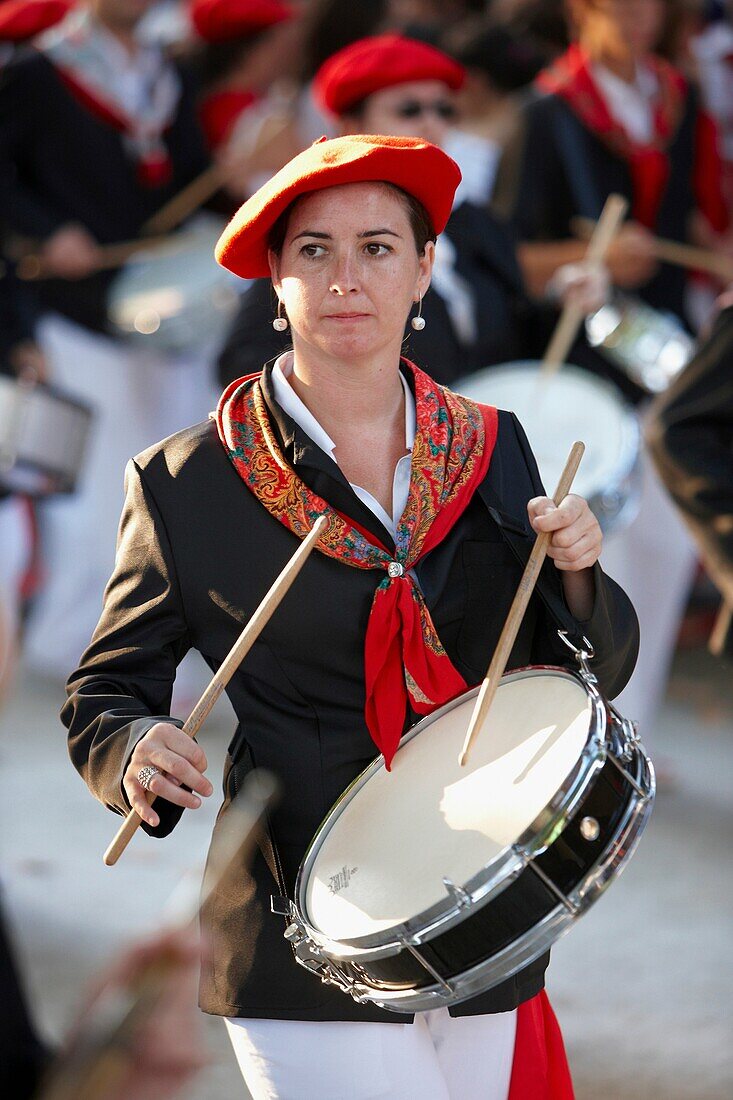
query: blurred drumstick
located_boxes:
[459,442,585,767]
[571,216,733,282]
[16,234,174,281]
[542,194,629,378]
[42,770,279,1100]
[103,515,327,866]
[709,598,733,658]
[142,111,295,237]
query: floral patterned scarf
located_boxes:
[216,360,498,768]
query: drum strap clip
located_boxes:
[557,630,597,683]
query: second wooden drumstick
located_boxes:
[103,515,327,866]
[458,442,585,767]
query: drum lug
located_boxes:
[442,877,472,910]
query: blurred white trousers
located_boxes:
[600,445,697,741]
[225,1007,517,1100]
[23,313,218,679]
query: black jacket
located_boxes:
[62,364,639,1022]
[646,305,733,651]
[500,88,703,330]
[0,49,210,334]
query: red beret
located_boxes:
[215,133,461,279]
[314,33,465,118]
[188,0,290,44]
[190,0,292,44]
[0,0,73,41]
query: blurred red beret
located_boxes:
[0,0,74,41]
[190,0,292,44]
[215,133,461,279]
[314,33,465,118]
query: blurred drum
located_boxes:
[453,361,641,534]
[107,215,242,353]
[585,292,694,393]
[0,375,93,496]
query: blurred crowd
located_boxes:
[0,0,732,1096]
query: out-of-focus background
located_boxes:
[1,0,732,1096]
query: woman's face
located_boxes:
[346,80,456,148]
[574,0,666,60]
[269,181,434,367]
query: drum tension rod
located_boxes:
[525,862,579,915]
[397,934,453,995]
[605,752,651,801]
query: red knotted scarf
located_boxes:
[216,360,497,768]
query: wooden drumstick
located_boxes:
[542,194,629,379]
[458,442,585,767]
[571,216,733,282]
[103,515,327,866]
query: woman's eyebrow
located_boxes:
[290,228,403,241]
[358,229,402,239]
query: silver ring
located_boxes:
[137,765,160,791]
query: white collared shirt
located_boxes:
[593,62,658,145]
[271,352,415,540]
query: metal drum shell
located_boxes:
[0,375,93,496]
[290,667,655,1013]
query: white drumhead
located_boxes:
[304,672,591,941]
[453,362,637,501]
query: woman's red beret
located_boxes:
[215,133,462,279]
[190,0,292,44]
[313,33,465,118]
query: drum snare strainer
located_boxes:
[285,641,654,1012]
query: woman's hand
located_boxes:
[528,494,602,620]
[123,723,213,829]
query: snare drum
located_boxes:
[107,215,242,353]
[286,656,654,1013]
[0,375,93,496]
[585,292,694,393]
[453,361,642,534]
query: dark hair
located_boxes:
[267,182,436,259]
[442,18,545,93]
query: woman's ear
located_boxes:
[417,240,435,298]
[267,249,281,292]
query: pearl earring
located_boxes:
[272,299,288,332]
[411,293,426,331]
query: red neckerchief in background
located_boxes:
[216,360,498,769]
[35,8,180,187]
[537,43,686,228]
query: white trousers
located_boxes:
[224,1008,517,1100]
[23,314,218,678]
[600,445,697,741]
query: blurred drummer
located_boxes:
[0,0,219,679]
[189,0,300,163]
[497,0,731,330]
[63,133,639,1100]
[218,32,611,387]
